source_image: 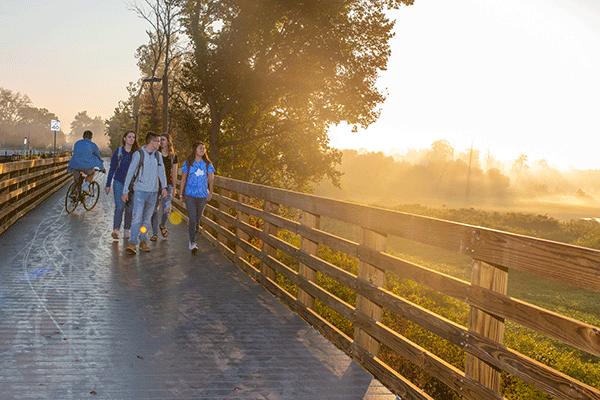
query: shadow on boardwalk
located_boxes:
[0,176,398,399]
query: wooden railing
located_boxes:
[172,176,600,400]
[0,157,71,236]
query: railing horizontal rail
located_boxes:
[0,157,71,236]
[217,178,600,293]
[168,175,600,399]
[203,196,600,400]
[212,192,600,358]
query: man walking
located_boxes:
[122,131,167,254]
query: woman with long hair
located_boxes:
[179,141,214,254]
[150,133,178,240]
[105,130,140,239]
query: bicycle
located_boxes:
[65,169,103,213]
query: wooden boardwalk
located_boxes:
[0,178,397,399]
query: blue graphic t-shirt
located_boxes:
[182,160,215,198]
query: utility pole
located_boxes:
[162,69,168,135]
[162,14,170,136]
[465,141,474,203]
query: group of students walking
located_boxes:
[104,130,214,255]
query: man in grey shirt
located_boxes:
[122,131,167,254]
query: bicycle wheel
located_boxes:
[65,182,80,213]
[83,181,100,211]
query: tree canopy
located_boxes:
[107,0,414,190]
[0,87,66,150]
[69,111,109,151]
[168,0,414,190]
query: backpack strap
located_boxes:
[131,149,144,184]
[116,146,124,170]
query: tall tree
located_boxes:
[0,88,31,126]
[106,83,139,151]
[173,0,414,190]
[129,0,185,135]
[427,139,455,163]
[69,111,109,150]
[0,87,66,150]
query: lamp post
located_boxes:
[162,71,168,135]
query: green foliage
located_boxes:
[271,201,600,399]
[174,0,414,190]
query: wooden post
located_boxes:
[465,259,508,394]
[217,188,231,246]
[236,193,251,261]
[262,200,279,281]
[355,227,386,357]
[298,212,320,309]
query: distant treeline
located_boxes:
[315,143,600,205]
[0,88,68,150]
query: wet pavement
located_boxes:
[0,174,398,399]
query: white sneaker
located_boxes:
[123,229,130,238]
[189,242,198,254]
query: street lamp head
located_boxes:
[142,77,162,83]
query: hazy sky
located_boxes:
[0,0,147,132]
[2,0,600,170]
[330,0,600,170]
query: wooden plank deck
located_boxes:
[0,179,397,399]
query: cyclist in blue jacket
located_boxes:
[67,130,105,193]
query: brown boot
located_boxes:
[126,242,137,255]
[139,241,151,252]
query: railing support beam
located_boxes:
[236,193,251,261]
[355,227,387,357]
[217,188,231,245]
[298,212,320,310]
[262,200,279,281]
[465,259,508,394]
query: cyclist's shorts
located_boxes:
[71,168,96,180]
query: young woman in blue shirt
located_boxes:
[179,141,215,254]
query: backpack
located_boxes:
[116,146,124,171]
[127,149,162,202]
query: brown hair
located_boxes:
[185,141,212,175]
[122,130,140,152]
[160,133,174,158]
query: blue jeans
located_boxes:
[112,180,132,231]
[185,195,207,244]
[130,190,157,245]
[151,185,172,234]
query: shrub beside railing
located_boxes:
[0,157,71,236]
[172,176,600,400]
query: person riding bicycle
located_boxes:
[67,130,105,192]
